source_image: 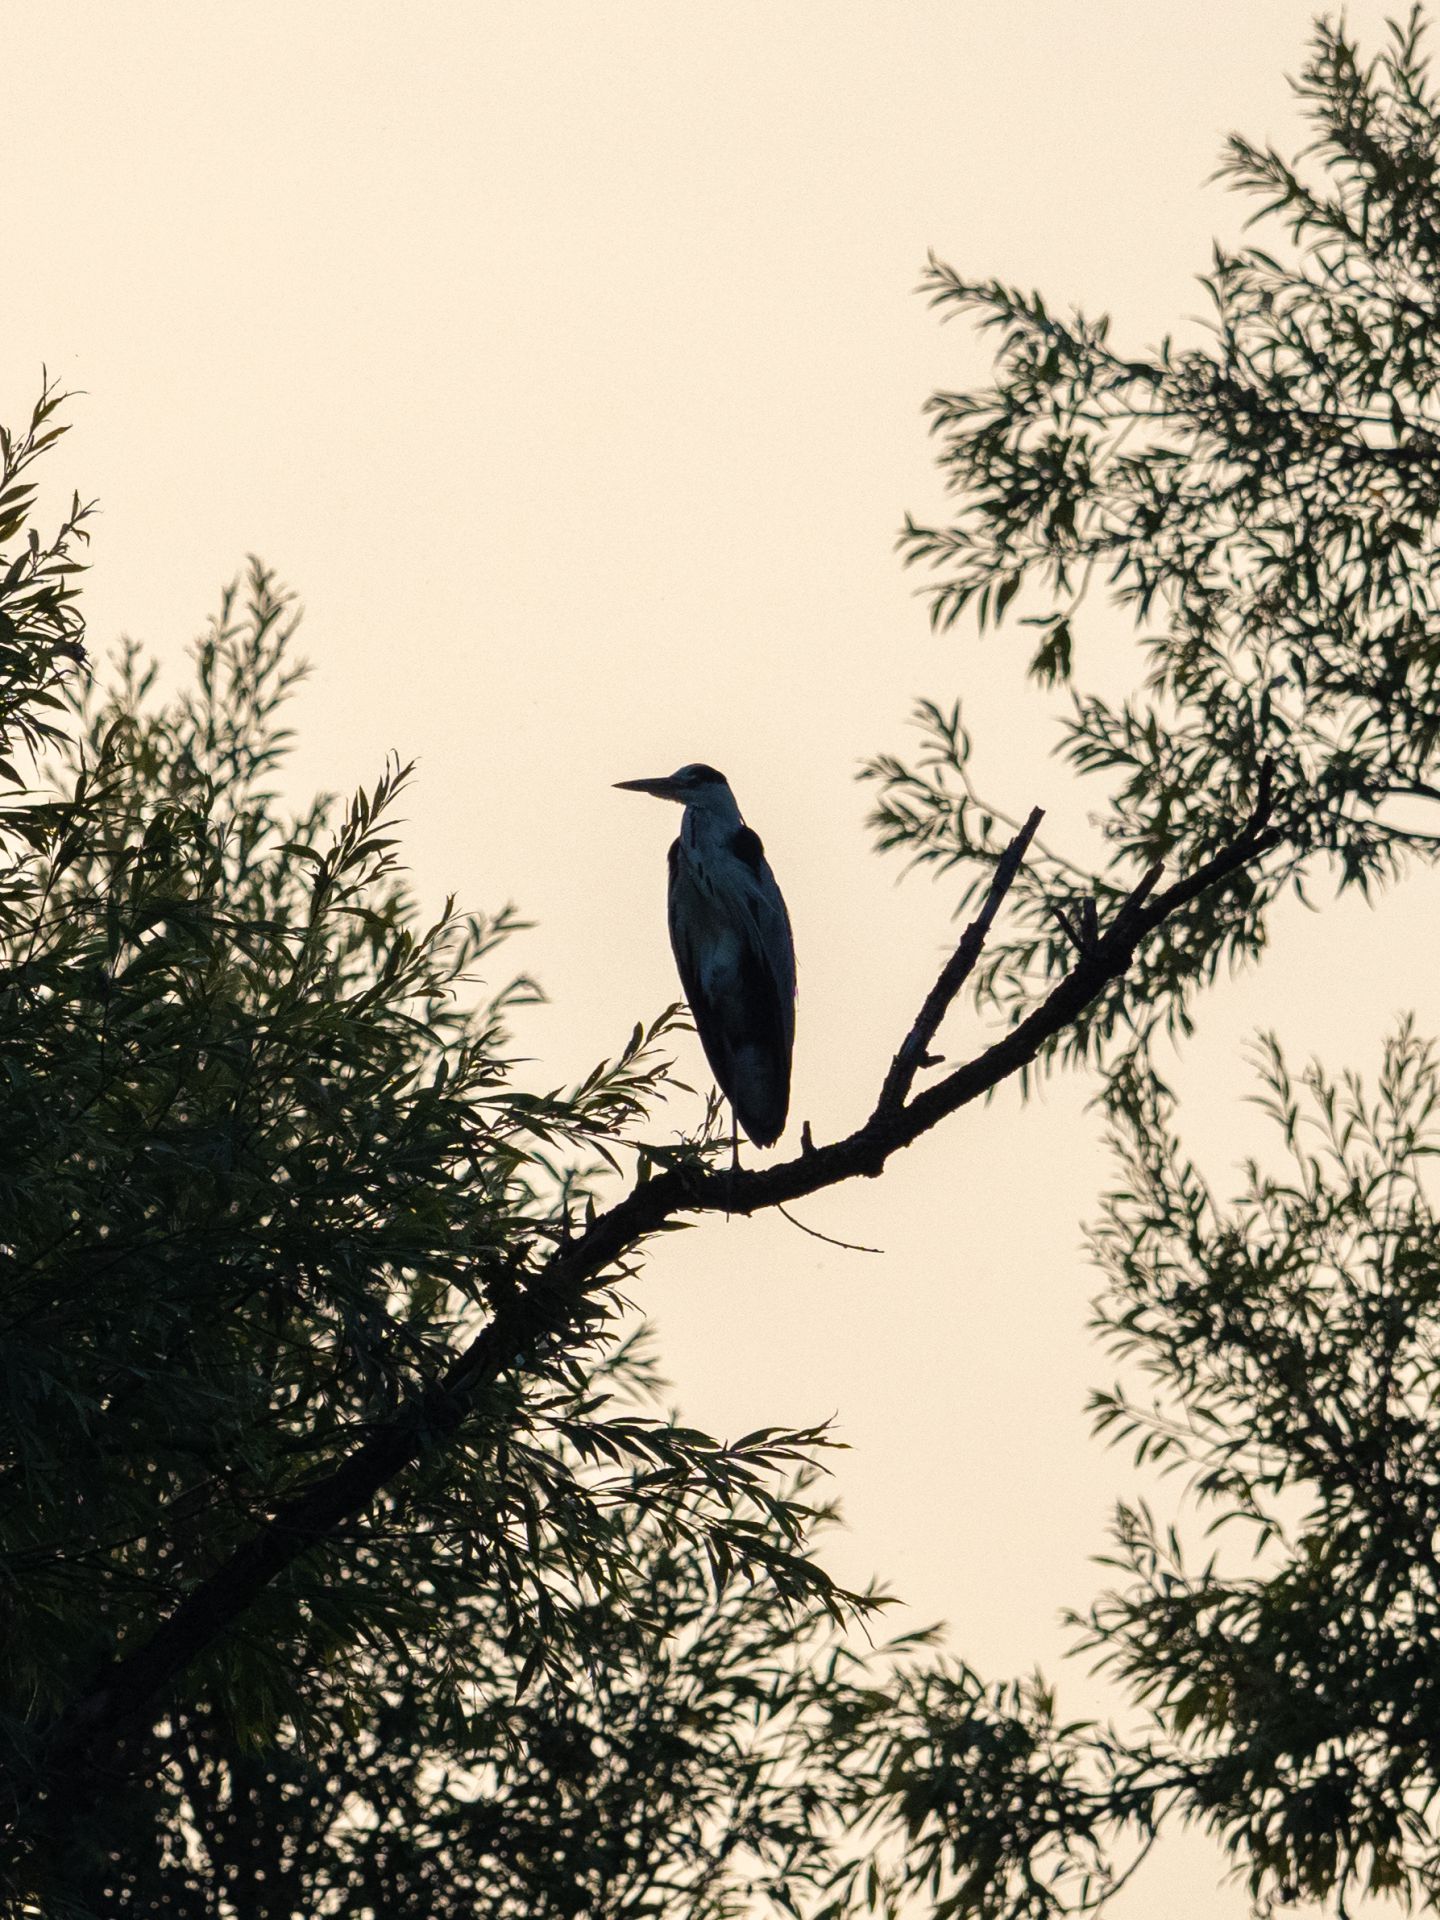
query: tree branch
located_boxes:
[5,783,1280,1837]
[875,805,1044,1115]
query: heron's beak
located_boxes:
[614,776,684,802]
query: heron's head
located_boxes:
[614,763,732,809]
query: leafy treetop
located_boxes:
[866,8,1440,1074]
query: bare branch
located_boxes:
[875,806,1044,1116]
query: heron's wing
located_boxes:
[667,830,795,1146]
[731,826,795,1050]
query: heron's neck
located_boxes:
[681,791,743,854]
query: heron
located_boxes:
[615,763,795,1153]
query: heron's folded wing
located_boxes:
[730,827,796,1051]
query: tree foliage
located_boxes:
[10,11,1440,1917]
[866,6,1440,1071]
[0,355,1287,1919]
[0,474,1268,1916]
[829,12,1440,1916]
[60,1338,870,1918]
[814,1027,1440,1916]
[0,488,856,1909]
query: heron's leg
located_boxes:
[726,1108,739,1217]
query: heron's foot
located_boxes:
[724,1113,741,1217]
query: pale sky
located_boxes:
[9,4,1423,1913]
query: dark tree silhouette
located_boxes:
[8,11,1440,1916]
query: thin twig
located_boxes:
[775,1203,883,1255]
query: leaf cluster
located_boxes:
[865,9,1440,1074]
[0,373,91,782]
[801,1022,1440,1918]
[1075,1021,1440,1909]
[51,1342,867,1920]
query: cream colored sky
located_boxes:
[9,3,1426,1913]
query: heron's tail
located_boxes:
[733,1044,789,1149]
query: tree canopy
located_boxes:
[845,10,1440,1914]
[868,7,1440,1070]
[6,10,1440,1919]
